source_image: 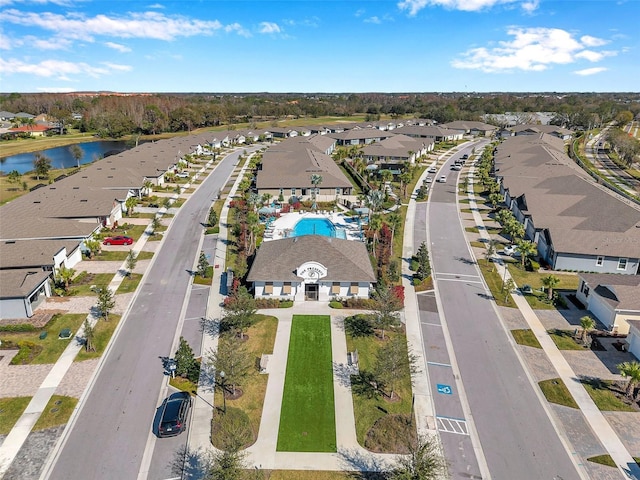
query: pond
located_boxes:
[0,140,131,174]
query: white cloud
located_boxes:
[259,22,281,34]
[225,23,251,37]
[105,41,131,53]
[452,27,613,72]
[35,86,78,92]
[580,35,608,47]
[0,33,14,50]
[0,57,128,78]
[397,0,536,15]
[0,9,249,41]
[574,67,607,76]
[101,62,132,72]
[364,16,382,24]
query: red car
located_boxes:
[103,236,133,246]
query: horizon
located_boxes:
[0,0,638,93]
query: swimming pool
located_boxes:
[292,218,347,239]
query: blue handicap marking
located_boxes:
[436,384,453,395]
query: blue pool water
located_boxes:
[292,218,346,239]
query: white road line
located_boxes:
[437,416,469,436]
[427,361,452,368]
[421,321,443,327]
[436,278,483,284]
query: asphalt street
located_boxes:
[423,145,581,479]
[45,148,254,480]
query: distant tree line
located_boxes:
[1,91,638,139]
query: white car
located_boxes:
[428,166,437,173]
[502,244,517,256]
[424,176,433,183]
[175,172,190,178]
[437,175,447,183]
[451,164,462,171]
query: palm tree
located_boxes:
[617,361,640,400]
[580,315,596,344]
[399,171,412,197]
[387,212,402,255]
[379,169,393,191]
[310,174,323,211]
[368,215,382,257]
[365,189,384,214]
[143,180,153,196]
[56,266,76,293]
[516,239,537,268]
[541,274,560,300]
[125,196,138,216]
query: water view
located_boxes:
[0,140,131,174]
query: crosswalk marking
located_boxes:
[436,416,469,435]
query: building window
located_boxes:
[335,188,342,195]
[596,256,604,267]
[331,282,341,294]
[279,188,283,196]
[580,282,590,297]
[349,283,359,295]
[263,283,273,294]
[617,258,628,271]
[291,188,296,196]
[282,283,292,294]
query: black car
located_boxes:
[158,392,191,437]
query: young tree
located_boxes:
[207,447,246,480]
[484,241,496,270]
[96,287,115,321]
[174,336,199,382]
[617,361,640,400]
[208,207,218,227]
[541,274,560,300]
[222,287,257,339]
[83,319,96,352]
[7,170,21,190]
[388,434,447,480]
[207,336,253,396]
[126,250,138,276]
[415,241,431,280]
[33,153,52,180]
[368,215,382,257]
[70,144,84,168]
[387,212,402,255]
[374,334,418,400]
[503,278,515,302]
[371,284,402,340]
[197,251,209,278]
[580,315,596,344]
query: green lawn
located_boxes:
[511,329,542,348]
[548,329,585,350]
[0,397,32,434]
[117,273,142,293]
[538,378,579,408]
[71,272,114,296]
[0,314,87,364]
[33,395,78,430]
[581,379,637,412]
[277,315,336,452]
[478,260,515,307]
[75,315,121,361]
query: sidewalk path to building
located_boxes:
[465,164,640,480]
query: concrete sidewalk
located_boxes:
[465,165,640,480]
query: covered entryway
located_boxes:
[305,283,318,301]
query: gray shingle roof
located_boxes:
[495,134,640,258]
[0,239,80,268]
[581,273,640,311]
[247,235,376,283]
[0,268,51,299]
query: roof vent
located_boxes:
[80,199,88,202]
[73,187,79,190]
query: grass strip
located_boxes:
[33,395,78,430]
[277,315,336,452]
[538,378,579,408]
[0,397,32,434]
[511,329,542,348]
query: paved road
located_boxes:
[587,129,639,196]
[423,143,582,479]
[45,149,255,480]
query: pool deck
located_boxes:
[263,211,364,242]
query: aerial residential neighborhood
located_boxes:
[1,90,639,480]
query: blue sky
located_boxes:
[0,0,637,93]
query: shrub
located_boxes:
[254,298,293,309]
[409,259,419,271]
[392,285,405,304]
[341,297,377,309]
[329,300,343,309]
[0,323,37,333]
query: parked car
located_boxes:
[424,176,433,183]
[428,166,437,173]
[451,164,462,171]
[437,175,447,183]
[158,392,192,437]
[462,154,469,159]
[103,236,133,246]
[176,172,190,179]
